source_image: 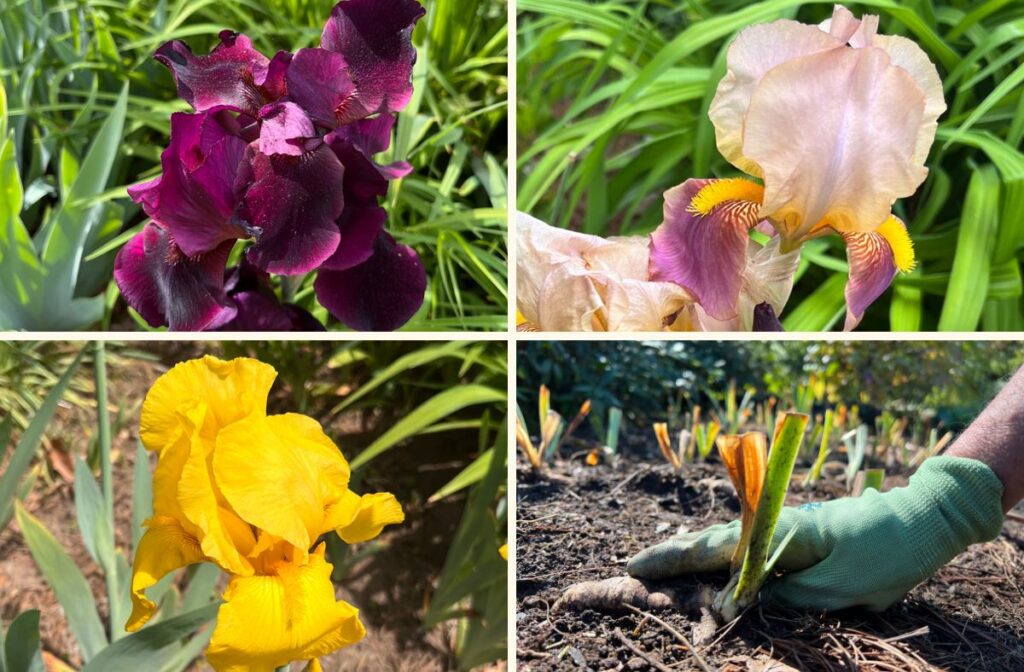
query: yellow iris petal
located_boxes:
[214,414,350,558]
[205,545,366,672]
[686,177,764,216]
[177,431,255,576]
[335,491,405,544]
[140,356,276,451]
[876,214,916,272]
[499,544,508,560]
[127,516,205,632]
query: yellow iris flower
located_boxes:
[127,355,405,672]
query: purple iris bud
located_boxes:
[315,232,426,330]
[752,302,784,331]
[127,111,249,257]
[114,222,237,331]
[320,0,425,118]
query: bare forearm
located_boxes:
[947,366,1024,511]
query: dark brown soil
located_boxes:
[516,457,1024,672]
[0,342,505,672]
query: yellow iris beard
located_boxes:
[687,178,765,216]
[876,215,916,272]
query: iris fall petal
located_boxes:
[127,516,205,632]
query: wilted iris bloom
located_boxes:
[516,213,794,331]
[519,4,941,331]
[128,356,404,671]
[115,0,427,331]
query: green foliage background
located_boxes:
[517,340,1024,437]
[0,0,507,331]
[517,0,1024,331]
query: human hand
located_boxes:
[627,456,1005,611]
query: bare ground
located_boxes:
[516,457,1024,672]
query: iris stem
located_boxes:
[281,274,304,303]
[94,340,122,638]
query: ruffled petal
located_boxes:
[743,46,927,240]
[709,19,842,177]
[126,516,205,632]
[257,102,318,157]
[213,414,351,557]
[177,430,257,576]
[139,354,276,450]
[113,223,237,331]
[332,491,404,543]
[240,144,345,275]
[205,544,366,672]
[155,31,272,115]
[841,214,913,330]
[128,112,249,256]
[314,232,426,331]
[284,48,357,127]
[320,0,425,118]
[649,178,764,321]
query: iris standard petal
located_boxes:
[320,0,425,118]
[113,223,237,331]
[205,545,366,672]
[139,354,276,450]
[126,516,205,632]
[177,431,257,576]
[333,491,405,543]
[314,232,426,331]
[128,112,249,256]
[709,19,842,177]
[240,144,345,275]
[285,47,357,127]
[257,102,318,157]
[742,44,927,241]
[842,214,915,330]
[155,31,272,115]
[650,178,765,321]
[214,413,351,557]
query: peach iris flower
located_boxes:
[652,5,942,329]
[127,356,404,672]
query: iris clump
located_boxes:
[516,5,939,332]
[114,0,428,331]
[127,355,404,670]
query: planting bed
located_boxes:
[516,456,1024,671]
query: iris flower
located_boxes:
[115,0,427,331]
[127,356,404,671]
[517,5,942,331]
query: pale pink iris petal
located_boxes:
[709,21,841,177]
[516,213,693,331]
[842,229,899,331]
[819,5,878,46]
[872,34,946,166]
[743,46,926,240]
[649,178,758,322]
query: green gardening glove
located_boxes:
[627,456,1005,611]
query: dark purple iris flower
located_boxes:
[116,0,427,331]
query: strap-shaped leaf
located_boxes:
[80,604,219,672]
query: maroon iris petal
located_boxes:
[113,222,236,331]
[320,0,425,117]
[285,48,357,127]
[262,51,293,100]
[325,128,388,204]
[258,102,318,156]
[332,115,412,179]
[314,232,425,330]
[219,291,325,331]
[127,111,248,257]
[320,206,386,271]
[155,31,273,115]
[240,144,345,275]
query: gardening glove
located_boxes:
[627,456,1005,611]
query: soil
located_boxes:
[0,342,505,672]
[515,456,1024,672]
